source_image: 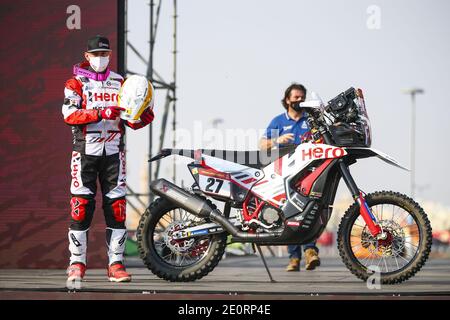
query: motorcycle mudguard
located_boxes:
[345,147,409,171]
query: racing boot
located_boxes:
[67,263,86,282]
[107,262,131,282]
[285,258,300,272]
[304,248,321,270]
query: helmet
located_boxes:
[118,75,154,121]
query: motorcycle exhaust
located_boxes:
[151,178,214,218]
[150,179,282,240]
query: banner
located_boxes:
[0,0,124,268]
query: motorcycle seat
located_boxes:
[150,145,297,169]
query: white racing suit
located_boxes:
[62,62,149,267]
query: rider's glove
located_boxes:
[139,108,155,125]
[99,106,123,120]
[125,108,155,130]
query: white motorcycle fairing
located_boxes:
[345,147,409,171]
[156,143,348,208]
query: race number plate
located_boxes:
[198,170,231,198]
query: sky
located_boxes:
[125,0,450,207]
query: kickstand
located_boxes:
[253,244,276,283]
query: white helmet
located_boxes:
[118,75,154,121]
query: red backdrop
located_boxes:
[0,0,124,268]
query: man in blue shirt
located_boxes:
[260,83,321,272]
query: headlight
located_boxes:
[327,88,372,147]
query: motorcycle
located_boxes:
[137,87,432,284]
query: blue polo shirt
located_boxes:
[262,112,310,146]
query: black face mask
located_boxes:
[290,101,302,112]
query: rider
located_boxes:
[259,83,321,272]
[62,35,155,283]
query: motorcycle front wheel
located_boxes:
[337,191,432,284]
[137,197,227,282]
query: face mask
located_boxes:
[290,101,302,112]
[88,56,109,72]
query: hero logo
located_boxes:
[91,92,118,102]
[72,164,80,188]
[96,92,117,102]
[301,146,346,161]
[120,152,126,175]
[71,152,81,188]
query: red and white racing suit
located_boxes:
[62,61,152,267]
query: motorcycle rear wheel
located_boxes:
[337,191,432,284]
[137,197,227,282]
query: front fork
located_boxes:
[338,160,382,237]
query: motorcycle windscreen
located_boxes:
[355,88,372,147]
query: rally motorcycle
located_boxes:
[137,87,432,284]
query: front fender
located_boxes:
[345,147,409,171]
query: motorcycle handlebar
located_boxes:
[304,109,335,145]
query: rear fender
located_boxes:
[149,148,196,162]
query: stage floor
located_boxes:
[1,256,449,300]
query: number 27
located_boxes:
[205,178,224,193]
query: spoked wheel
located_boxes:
[137,197,227,282]
[156,212,211,267]
[337,191,432,284]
